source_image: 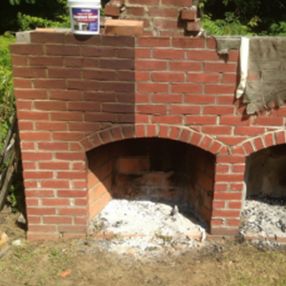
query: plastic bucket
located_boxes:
[68,0,101,35]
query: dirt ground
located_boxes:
[1,209,286,286]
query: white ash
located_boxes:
[240,199,286,239]
[88,199,206,257]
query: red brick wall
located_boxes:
[11,30,286,240]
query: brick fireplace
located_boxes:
[10,3,286,241]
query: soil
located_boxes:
[2,208,286,286]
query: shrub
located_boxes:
[0,33,15,152]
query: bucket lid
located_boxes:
[68,0,101,4]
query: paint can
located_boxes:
[68,0,101,35]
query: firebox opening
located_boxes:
[87,138,216,229]
[241,144,286,239]
[245,144,286,200]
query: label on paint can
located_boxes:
[71,7,99,34]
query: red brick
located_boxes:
[27,208,56,215]
[16,100,32,110]
[22,152,52,163]
[136,60,167,71]
[235,127,264,136]
[13,79,32,88]
[136,48,152,58]
[30,31,65,43]
[161,0,193,7]
[185,95,216,104]
[55,152,84,161]
[202,126,232,135]
[186,115,216,125]
[215,174,244,182]
[153,49,185,59]
[24,171,53,179]
[212,209,241,217]
[104,4,121,17]
[14,89,47,100]
[58,225,87,232]
[214,183,228,192]
[275,131,286,144]
[43,216,73,224]
[137,37,170,47]
[46,45,80,56]
[51,112,83,122]
[41,180,69,189]
[58,208,86,215]
[228,201,242,209]
[188,73,220,83]
[53,132,85,141]
[203,106,234,115]
[39,162,70,170]
[29,225,57,232]
[12,55,28,65]
[25,198,40,206]
[151,72,184,82]
[13,67,46,78]
[42,199,70,206]
[263,133,275,147]
[205,84,236,94]
[48,68,81,79]
[57,190,86,198]
[213,201,226,209]
[170,61,202,71]
[205,63,237,73]
[18,121,34,131]
[186,21,201,32]
[172,38,205,48]
[255,117,284,126]
[180,7,197,20]
[26,190,54,198]
[170,105,200,114]
[29,56,63,67]
[226,219,241,227]
[171,83,202,93]
[11,44,43,55]
[126,6,145,16]
[33,79,66,89]
[57,171,86,180]
[153,94,182,103]
[152,115,182,124]
[149,7,178,18]
[137,83,168,93]
[217,155,244,164]
[20,132,51,141]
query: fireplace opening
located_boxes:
[86,138,215,252]
[241,144,286,239]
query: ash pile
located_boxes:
[88,199,206,257]
[240,199,286,240]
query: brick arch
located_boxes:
[231,129,286,156]
[80,124,227,155]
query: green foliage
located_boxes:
[202,13,252,36]
[0,33,15,152]
[9,0,35,5]
[17,13,69,30]
[201,0,286,35]
[268,21,286,36]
